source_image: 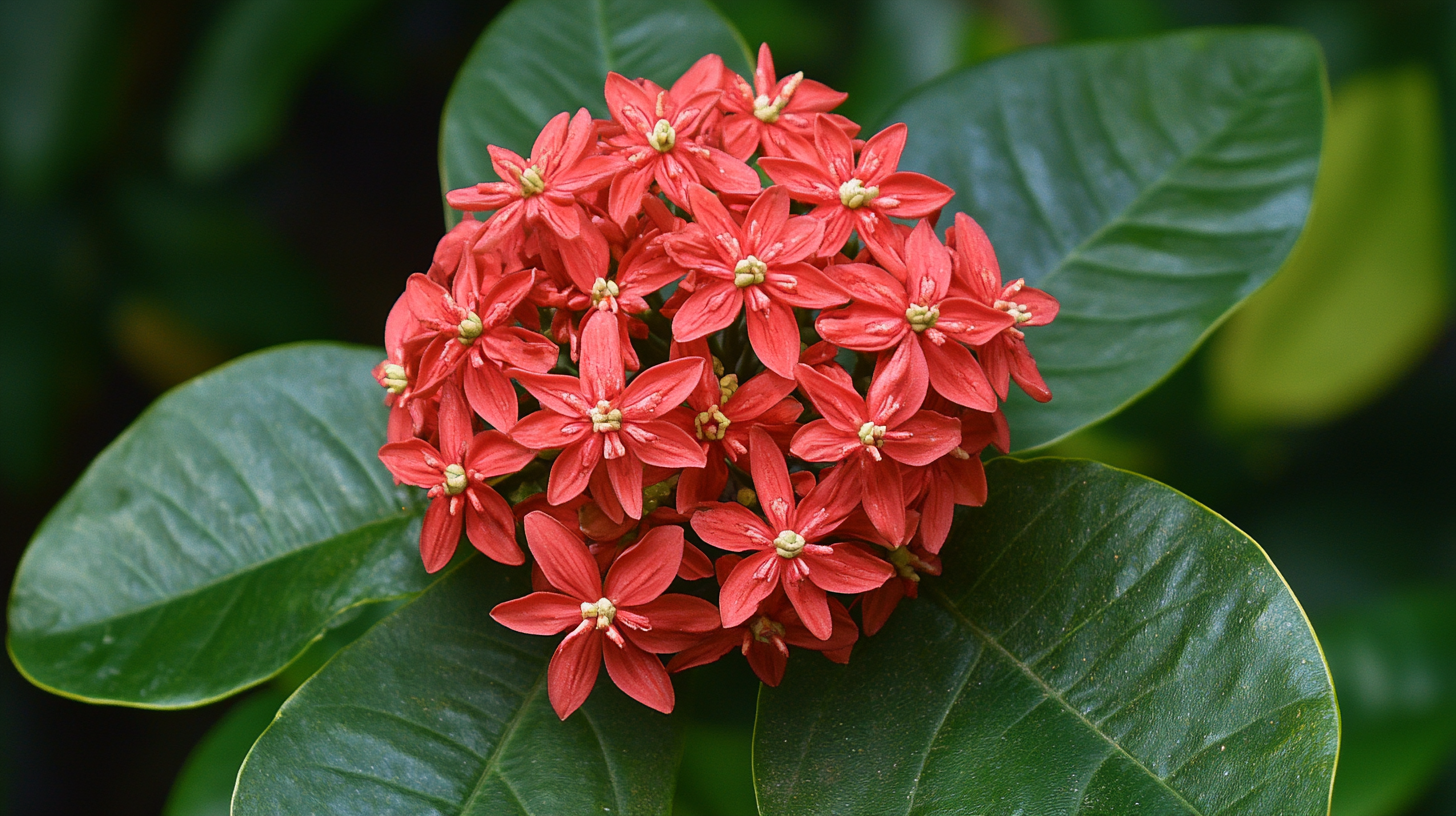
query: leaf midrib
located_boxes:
[927,586,1205,816]
[1031,37,1311,296]
[17,509,420,636]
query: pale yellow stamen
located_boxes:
[858,421,886,448]
[718,373,739,403]
[518,166,545,197]
[888,545,920,582]
[995,299,1032,324]
[905,303,940,332]
[752,73,804,123]
[589,400,623,433]
[694,405,731,441]
[750,615,786,643]
[457,311,483,344]
[443,463,468,496]
[839,178,879,209]
[382,363,408,394]
[581,597,617,630]
[590,277,620,307]
[647,119,676,152]
[734,256,767,288]
[774,530,806,559]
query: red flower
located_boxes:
[949,212,1061,402]
[492,512,719,718]
[671,339,802,512]
[862,544,941,637]
[446,108,624,249]
[401,264,558,431]
[718,43,859,162]
[789,341,961,543]
[601,56,760,223]
[758,118,953,263]
[509,314,706,520]
[378,385,535,571]
[692,427,892,639]
[666,184,846,377]
[816,220,1014,411]
[667,555,857,685]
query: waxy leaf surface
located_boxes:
[233,557,680,816]
[890,30,1326,449]
[755,458,1338,815]
[8,343,430,707]
[438,0,751,205]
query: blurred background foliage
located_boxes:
[0,0,1451,814]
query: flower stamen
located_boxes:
[457,311,484,344]
[774,530,806,559]
[857,421,887,448]
[443,463,468,496]
[839,178,879,209]
[381,363,408,394]
[694,405,732,441]
[905,303,940,332]
[589,400,623,433]
[518,166,545,197]
[581,597,617,630]
[734,256,767,288]
[647,119,676,153]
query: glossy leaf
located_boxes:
[1322,590,1456,816]
[7,343,431,707]
[755,458,1338,815]
[438,0,751,207]
[168,0,385,181]
[889,29,1326,449]
[1210,67,1450,427]
[233,557,680,816]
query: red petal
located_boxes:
[859,582,903,636]
[624,420,707,468]
[491,592,583,636]
[783,577,831,640]
[882,410,963,466]
[579,310,625,402]
[509,409,590,452]
[756,157,838,204]
[814,302,906,352]
[764,262,846,309]
[793,364,867,431]
[687,146,761,196]
[859,456,906,544]
[690,503,776,552]
[856,123,907,182]
[548,624,601,719]
[624,594,722,653]
[748,426,796,531]
[788,419,858,463]
[420,498,462,573]
[666,628,741,673]
[524,510,602,600]
[603,634,674,713]
[377,438,444,488]
[618,357,704,420]
[672,280,744,342]
[922,338,997,413]
[950,212,1002,302]
[725,370,798,420]
[867,339,928,428]
[746,640,789,686]
[745,298,803,379]
[606,449,644,519]
[875,172,955,219]
[605,524,684,606]
[903,220,951,306]
[802,545,893,594]
[512,370,590,419]
[465,485,525,565]
[463,359,517,432]
[719,551,781,627]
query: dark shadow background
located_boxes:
[1,0,1452,814]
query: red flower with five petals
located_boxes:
[718,43,859,162]
[759,119,954,263]
[692,427,892,639]
[949,212,1061,402]
[509,315,706,521]
[600,56,760,223]
[815,220,1013,411]
[665,184,846,377]
[445,108,625,249]
[378,386,535,571]
[789,341,961,543]
[491,512,719,718]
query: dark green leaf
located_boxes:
[163,688,289,816]
[7,343,431,707]
[1322,590,1456,816]
[755,458,1338,815]
[439,0,751,211]
[233,557,680,816]
[889,29,1326,449]
[168,0,385,181]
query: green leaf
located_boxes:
[233,557,681,816]
[163,688,289,816]
[168,0,385,181]
[1322,590,1456,816]
[754,458,1338,815]
[1209,67,1451,427]
[7,343,432,708]
[888,29,1326,450]
[438,0,751,212]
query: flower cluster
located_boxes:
[376,45,1058,719]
